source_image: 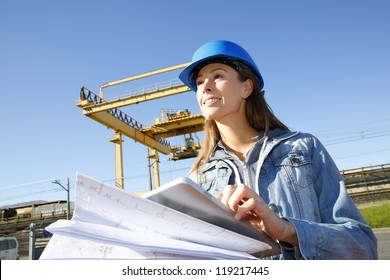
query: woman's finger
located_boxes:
[220,185,237,208]
[235,197,257,220]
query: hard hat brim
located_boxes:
[179,54,234,92]
[179,40,264,92]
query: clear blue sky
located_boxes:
[1,0,389,207]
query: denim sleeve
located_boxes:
[284,135,378,260]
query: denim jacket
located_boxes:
[190,129,378,259]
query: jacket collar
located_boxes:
[209,129,300,161]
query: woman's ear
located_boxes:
[242,79,254,99]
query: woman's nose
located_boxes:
[202,78,213,93]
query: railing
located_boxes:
[79,87,105,104]
[342,163,390,189]
[341,163,390,177]
[104,78,185,102]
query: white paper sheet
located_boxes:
[42,220,257,260]
[40,234,201,260]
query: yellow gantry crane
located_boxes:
[76,63,205,190]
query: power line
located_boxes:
[1,188,63,202]
[323,131,390,146]
[313,118,390,134]
[0,178,56,190]
[334,148,390,160]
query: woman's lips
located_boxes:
[203,97,222,105]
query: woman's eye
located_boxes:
[196,80,204,86]
[214,74,222,79]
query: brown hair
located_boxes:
[189,64,289,175]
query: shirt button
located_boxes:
[269,203,278,213]
[260,168,266,175]
[291,157,301,164]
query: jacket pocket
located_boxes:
[273,151,313,189]
[273,151,320,221]
[199,161,233,195]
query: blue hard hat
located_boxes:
[179,40,264,92]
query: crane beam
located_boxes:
[77,86,172,154]
[82,109,171,155]
[79,84,191,114]
[99,62,190,98]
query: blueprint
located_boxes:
[40,172,272,259]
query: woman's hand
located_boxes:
[219,184,298,246]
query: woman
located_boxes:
[179,40,377,259]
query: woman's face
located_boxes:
[195,63,251,122]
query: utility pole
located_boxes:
[29,223,36,260]
[147,148,160,190]
[52,178,70,220]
